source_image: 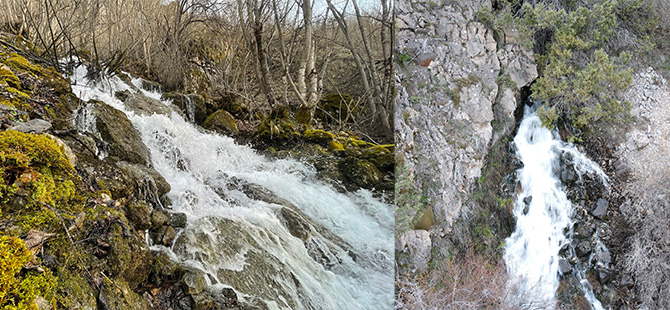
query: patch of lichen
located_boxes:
[0,235,58,310]
[0,131,82,232]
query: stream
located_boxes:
[67,64,394,310]
[504,103,608,309]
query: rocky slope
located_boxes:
[394,0,537,273]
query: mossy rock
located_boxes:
[255,107,301,143]
[295,105,313,125]
[203,109,238,136]
[56,269,97,310]
[338,157,383,190]
[98,278,149,310]
[149,253,184,286]
[303,129,335,143]
[213,92,249,118]
[90,100,151,165]
[317,93,355,123]
[0,63,20,88]
[106,226,152,288]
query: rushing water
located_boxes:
[67,65,394,310]
[504,104,607,309]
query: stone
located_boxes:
[48,134,77,166]
[160,226,177,246]
[9,119,52,133]
[417,52,437,67]
[339,157,383,190]
[558,258,572,274]
[124,93,172,117]
[396,230,431,273]
[576,240,592,257]
[499,88,516,118]
[523,195,532,205]
[574,222,594,239]
[561,168,577,184]
[91,100,151,165]
[203,109,239,136]
[592,199,608,219]
[126,202,152,231]
[182,269,208,295]
[170,212,188,228]
[626,130,650,150]
[118,163,171,207]
[597,247,612,266]
[151,210,170,230]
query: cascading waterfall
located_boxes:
[504,103,607,309]
[67,65,393,309]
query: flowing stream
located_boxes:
[67,65,394,309]
[504,104,607,309]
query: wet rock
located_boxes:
[592,198,608,219]
[170,212,188,228]
[162,92,208,123]
[91,100,151,165]
[576,240,592,257]
[151,210,170,230]
[124,93,172,116]
[159,225,177,246]
[597,247,612,266]
[280,207,312,241]
[149,253,183,286]
[119,163,171,207]
[561,167,577,184]
[558,258,572,275]
[9,118,52,133]
[141,79,161,92]
[574,222,594,239]
[203,109,238,136]
[220,287,237,301]
[523,195,532,205]
[108,228,153,287]
[305,238,342,270]
[182,269,208,295]
[599,266,613,283]
[126,201,152,231]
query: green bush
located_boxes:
[488,0,655,130]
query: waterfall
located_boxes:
[504,103,607,309]
[67,65,394,310]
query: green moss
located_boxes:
[303,129,335,142]
[0,236,57,310]
[328,140,345,152]
[0,64,20,88]
[0,131,81,231]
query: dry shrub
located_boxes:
[622,177,670,309]
[395,248,520,310]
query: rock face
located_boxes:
[395,0,537,237]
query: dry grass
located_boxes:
[396,248,534,310]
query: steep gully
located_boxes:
[505,101,609,309]
[66,64,394,309]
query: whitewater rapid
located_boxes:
[504,104,607,309]
[67,65,394,309]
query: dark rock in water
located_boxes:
[170,212,188,228]
[162,92,208,123]
[523,195,533,205]
[9,118,52,133]
[141,79,161,92]
[559,258,572,274]
[561,167,577,184]
[592,198,608,219]
[153,281,194,310]
[124,93,172,117]
[118,163,171,208]
[523,204,530,215]
[159,225,177,246]
[149,253,183,286]
[151,210,170,230]
[91,100,151,165]
[574,222,594,239]
[182,269,208,296]
[221,287,237,302]
[114,90,131,101]
[339,157,383,190]
[280,207,312,241]
[576,240,592,257]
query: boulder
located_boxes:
[124,93,172,116]
[126,201,152,231]
[592,199,608,219]
[576,240,592,257]
[396,230,432,273]
[91,100,151,165]
[280,207,312,242]
[170,212,188,228]
[9,119,52,133]
[203,109,238,136]
[558,258,572,274]
[339,157,383,190]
